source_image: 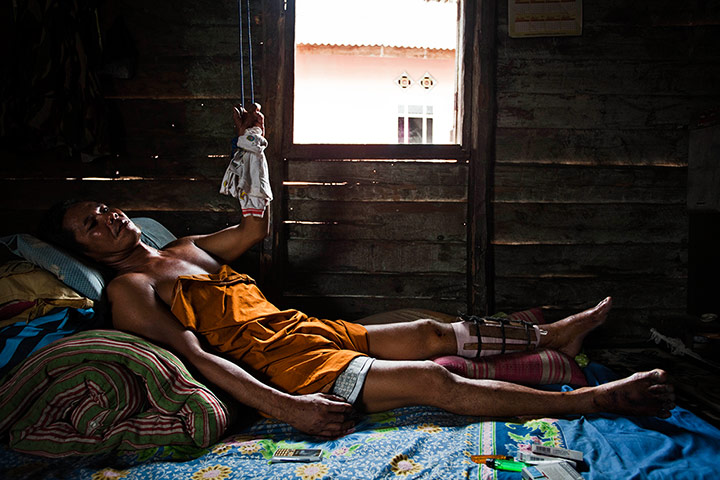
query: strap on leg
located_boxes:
[460,314,537,356]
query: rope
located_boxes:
[237,0,245,104]
[237,0,255,106]
[245,0,255,104]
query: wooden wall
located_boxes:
[492,0,720,343]
[1,0,263,275]
[2,0,719,343]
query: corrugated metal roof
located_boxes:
[295,0,458,50]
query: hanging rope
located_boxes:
[245,0,255,104]
[237,0,245,104]
[237,0,255,106]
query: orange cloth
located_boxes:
[170,265,369,395]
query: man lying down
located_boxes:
[41,105,675,438]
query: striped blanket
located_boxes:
[0,330,230,457]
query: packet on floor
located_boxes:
[270,448,323,463]
[522,461,585,480]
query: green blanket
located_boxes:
[0,329,229,457]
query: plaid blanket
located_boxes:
[0,330,229,457]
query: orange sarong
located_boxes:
[169,265,370,395]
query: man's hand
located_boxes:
[233,102,265,136]
[281,393,356,438]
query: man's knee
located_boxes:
[414,359,457,393]
[412,319,454,352]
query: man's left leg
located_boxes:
[359,359,675,419]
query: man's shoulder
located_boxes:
[108,271,155,294]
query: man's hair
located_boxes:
[39,199,86,253]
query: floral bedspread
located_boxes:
[0,406,566,480]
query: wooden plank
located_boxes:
[276,295,467,322]
[494,164,687,204]
[117,0,238,28]
[0,209,243,239]
[1,179,238,212]
[0,150,230,180]
[494,276,687,314]
[494,244,687,278]
[287,239,466,274]
[575,0,720,27]
[285,144,468,160]
[496,127,688,167]
[286,201,466,241]
[287,184,466,203]
[497,21,720,62]
[109,98,240,158]
[261,0,292,289]
[287,160,468,186]
[498,58,720,97]
[466,0,496,314]
[286,160,467,202]
[497,92,720,129]
[493,203,688,244]
[283,272,466,301]
[102,56,244,99]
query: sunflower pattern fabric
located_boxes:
[0,405,567,480]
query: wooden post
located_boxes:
[466,0,497,315]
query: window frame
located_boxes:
[261,0,496,315]
[279,0,469,161]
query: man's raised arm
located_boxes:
[108,275,354,438]
[192,214,269,264]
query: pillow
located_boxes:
[0,217,176,302]
[432,308,588,387]
[432,349,588,386]
[0,260,93,328]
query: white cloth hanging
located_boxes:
[219,126,273,217]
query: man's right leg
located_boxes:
[359,359,675,419]
[363,297,614,361]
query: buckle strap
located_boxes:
[459,314,536,357]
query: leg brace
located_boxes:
[452,315,544,359]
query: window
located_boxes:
[293,0,459,145]
[398,105,434,144]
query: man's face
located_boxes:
[62,201,142,259]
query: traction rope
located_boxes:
[237,0,255,105]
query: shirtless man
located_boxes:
[49,107,675,439]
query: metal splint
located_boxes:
[459,314,540,358]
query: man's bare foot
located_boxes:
[589,369,675,418]
[541,297,612,358]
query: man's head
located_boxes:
[42,200,142,262]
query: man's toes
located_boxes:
[653,368,668,380]
[649,383,674,396]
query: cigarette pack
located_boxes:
[270,448,323,463]
[530,444,584,462]
[521,462,584,480]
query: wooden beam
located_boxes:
[466,0,497,315]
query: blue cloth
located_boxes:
[559,364,720,479]
[0,307,97,379]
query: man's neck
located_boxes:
[103,242,161,275]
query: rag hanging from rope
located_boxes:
[219,0,272,218]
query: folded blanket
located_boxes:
[0,330,229,457]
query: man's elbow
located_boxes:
[245,214,269,243]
